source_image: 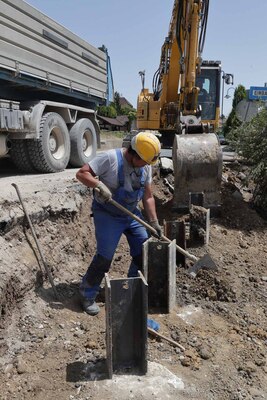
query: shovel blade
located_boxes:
[188,253,217,278]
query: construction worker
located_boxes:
[76,132,162,316]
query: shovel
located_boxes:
[98,193,216,276]
[12,183,60,300]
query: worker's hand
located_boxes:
[150,219,162,238]
[95,181,112,203]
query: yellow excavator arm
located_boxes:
[160,0,203,112]
[137,0,212,133]
[136,0,223,213]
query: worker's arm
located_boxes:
[76,164,98,188]
[142,184,162,237]
[142,184,158,222]
[76,164,112,202]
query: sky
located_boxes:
[26,0,267,117]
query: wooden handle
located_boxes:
[12,183,60,300]
[107,197,198,262]
[94,187,197,262]
[148,327,185,351]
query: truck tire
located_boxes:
[69,118,97,167]
[10,139,36,173]
[28,112,70,173]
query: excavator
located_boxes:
[136,0,223,212]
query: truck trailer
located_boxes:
[0,0,111,173]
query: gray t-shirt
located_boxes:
[89,149,152,196]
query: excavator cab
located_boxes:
[196,61,221,130]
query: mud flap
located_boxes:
[105,272,148,379]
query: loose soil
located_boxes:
[0,153,266,400]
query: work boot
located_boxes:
[81,298,100,316]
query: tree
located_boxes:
[229,108,267,214]
[113,91,122,115]
[97,105,117,118]
[111,92,137,130]
[224,85,247,136]
[120,106,137,131]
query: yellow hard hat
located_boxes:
[131,132,161,165]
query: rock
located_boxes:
[199,346,212,360]
[16,358,27,374]
[254,357,266,367]
[160,157,173,172]
[232,190,243,200]
[237,172,246,181]
[206,288,217,300]
[85,340,97,349]
[180,357,191,367]
[4,364,13,374]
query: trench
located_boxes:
[0,173,267,400]
[0,178,244,331]
[0,195,97,329]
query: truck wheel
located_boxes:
[69,118,97,167]
[10,139,36,173]
[28,112,70,173]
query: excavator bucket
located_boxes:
[172,133,223,213]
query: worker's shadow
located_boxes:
[66,358,108,382]
[35,281,106,313]
[35,281,82,312]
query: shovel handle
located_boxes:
[109,198,197,262]
[12,183,60,300]
[148,327,185,351]
[94,188,198,263]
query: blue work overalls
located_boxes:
[80,149,149,300]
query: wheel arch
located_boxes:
[28,101,100,147]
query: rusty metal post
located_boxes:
[143,238,176,313]
[105,272,148,379]
[164,220,186,268]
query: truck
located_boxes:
[0,0,113,173]
[136,0,223,212]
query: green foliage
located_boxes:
[120,106,137,122]
[232,84,247,108]
[224,85,247,136]
[99,92,137,131]
[97,105,117,118]
[113,91,122,114]
[228,108,267,213]
[223,109,241,136]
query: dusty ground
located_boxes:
[0,144,266,400]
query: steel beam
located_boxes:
[105,272,148,379]
[164,220,186,268]
[143,238,176,313]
